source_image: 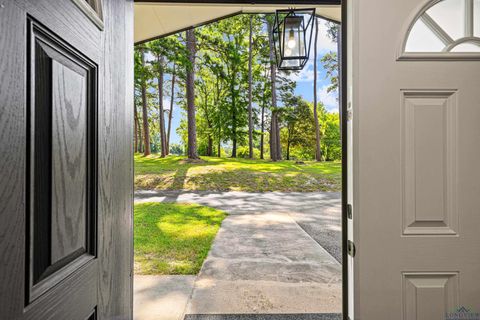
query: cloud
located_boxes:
[284,20,337,83]
[317,21,338,54]
[318,84,339,112]
[286,61,314,82]
[163,99,173,111]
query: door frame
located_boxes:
[133,1,349,318]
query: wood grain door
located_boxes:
[0,0,134,319]
[348,0,480,318]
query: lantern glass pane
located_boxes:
[280,58,302,69]
[298,28,305,57]
[284,16,303,57]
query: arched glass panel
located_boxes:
[406,19,446,52]
[451,42,480,51]
[426,0,465,39]
[404,0,480,53]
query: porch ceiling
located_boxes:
[134,2,341,44]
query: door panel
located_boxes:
[348,0,480,318]
[402,272,459,320]
[0,0,133,319]
[27,18,98,303]
[402,91,458,236]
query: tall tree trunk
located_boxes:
[218,126,222,158]
[203,92,214,157]
[140,48,151,156]
[138,120,143,153]
[207,135,213,157]
[247,15,254,159]
[137,110,143,153]
[286,123,293,160]
[275,113,282,160]
[313,17,322,162]
[134,102,139,153]
[286,137,290,160]
[230,79,237,158]
[157,55,167,157]
[232,110,237,157]
[269,111,277,161]
[186,29,199,159]
[267,19,280,161]
[166,63,176,155]
[260,100,265,159]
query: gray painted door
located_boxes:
[0,0,133,319]
[348,0,480,318]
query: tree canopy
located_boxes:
[134,14,341,161]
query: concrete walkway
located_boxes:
[134,191,342,318]
[134,275,196,320]
[135,190,342,262]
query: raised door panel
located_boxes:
[402,272,459,320]
[27,18,97,304]
[51,59,88,264]
[401,91,458,236]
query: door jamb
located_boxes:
[340,0,348,318]
[133,1,349,318]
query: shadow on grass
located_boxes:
[186,169,340,192]
[135,154,341,193]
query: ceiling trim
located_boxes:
[135,11,242,45]
[134,2,340,45]
[135,11,338,45]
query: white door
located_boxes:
[348,0,480,318]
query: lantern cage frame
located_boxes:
[272,8,316,71]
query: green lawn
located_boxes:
[134,154,341,192]
[134,202,226,275]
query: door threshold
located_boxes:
[184,314,342,320]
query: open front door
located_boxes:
[0,0,133,319]
[348,0,480,318]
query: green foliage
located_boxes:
[169,143,184,155]
[321,112,341,161]
[321,52,338,94]
[279,97,341,161]
[134,202,226,275]
[135,14,340,162]
[321,21,340,94]
[237,146,261,159]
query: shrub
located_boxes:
[236,146,261,159]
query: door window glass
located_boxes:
[404,0,480,53]
[405,19,446,52]
[426,0,465,40]
[451,42,480,51]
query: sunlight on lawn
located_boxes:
[134,154,341,192]
[134,202,226,275]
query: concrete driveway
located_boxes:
[134,191,342,319]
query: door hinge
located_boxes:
[347,240,356,257]
[347,204,353,219]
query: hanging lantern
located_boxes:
[272,8,315,71]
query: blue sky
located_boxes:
[165,19,338,145]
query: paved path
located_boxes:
[135,190,342,262]
[134,191,342,317]
[134,275,196,320]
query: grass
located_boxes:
[134,202,226,275]
[134,154,341,192]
